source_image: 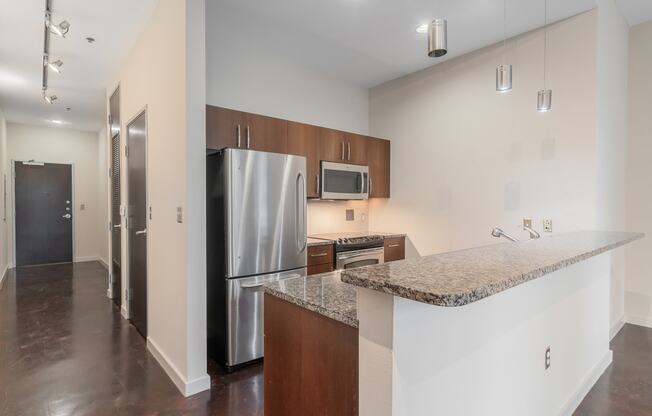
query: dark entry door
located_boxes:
[15,162,73,266]
[127,110,147,337]
[109,87,122,307]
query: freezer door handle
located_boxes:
[296,171,307,253]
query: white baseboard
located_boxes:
[147,337,211,397]
[558,350,613,416]
[610,317,626,340]
[121,305,129,320]
[626,314,652,329]
[98,258,109,270]
[0,266,8,287]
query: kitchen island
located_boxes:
[263,231,643,416]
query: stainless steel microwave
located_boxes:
[320,161,369,200]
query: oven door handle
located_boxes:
[337,248,384,260]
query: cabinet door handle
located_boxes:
[348,142,351,161]
[387,243,400,248]
[236,125,241,148]
[246,125,251,149]
[341,142,345,160]
[310,252,329,257]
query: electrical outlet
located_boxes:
[543,219,552,233]
[545,347,551,370]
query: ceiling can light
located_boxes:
[496,0,512,92]
[537,0,552,112]
[428,18,447,58]
[416,24,429,34]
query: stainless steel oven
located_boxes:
[336,247,384,270]
[320,161,368,200]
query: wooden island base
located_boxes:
[264,293,359,416]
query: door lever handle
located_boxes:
[135,229,147,236]
[62,213,72,219]
[113,224,121,229]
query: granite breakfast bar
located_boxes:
[263,231,643,416]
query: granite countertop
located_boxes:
[307,237,335,247]
[264,271,358,328]
[340,231,643,308]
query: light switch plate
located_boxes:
[177,207,183,223]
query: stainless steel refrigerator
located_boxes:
[207,148,307,370]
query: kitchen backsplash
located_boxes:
[307,200,369,235]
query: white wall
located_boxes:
[106,0,209,396]
[205,0,372,235]
[595,0,630,334]
[0,108,8,280]
[625,20,652,328]
[6,122,105,265]
[369,11,599,258]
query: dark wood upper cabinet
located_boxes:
[245,113,287,154]
[206,106,246,150]
[345,133,368,166]
[287,122,321,198]
[367,137,390,198]
[207,105,391,198]
[319,128,348,163]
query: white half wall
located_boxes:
[358,253,612,416]
[6,122,106,266]
[625,20,652,328]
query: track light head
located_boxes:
[42,91,58,104]
[46,16,70,38]
[45,58,64,74]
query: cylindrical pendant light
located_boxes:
[496,0,512,92]
[496,64,512,93]
[537,0,552,112]
[428,19,447,58]
[537,89,552,112]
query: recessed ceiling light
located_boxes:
[86,37,96,44]
[415,24,429,34]
[50,119,65,124]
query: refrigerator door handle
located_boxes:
[296,171,307,253]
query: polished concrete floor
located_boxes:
[0,262,263,416]
[1,261,651,415]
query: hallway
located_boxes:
[0,262,263,416]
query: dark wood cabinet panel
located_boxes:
[287,122,321,198]
[307,244,334,266]
[384,237,405,262]
[264,294,358,416]
[368,137,390,198]
[245,113,287,153]
[345,133,368,166]
[320,128,347,163]
[307,262,334,276]
[206,105,245,150]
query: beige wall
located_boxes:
[369,11,599,258]
[106,0,208,396]
[96,128,109,265]
[6,122,106,266]
[625,20,652,328]
[0,108,8,280]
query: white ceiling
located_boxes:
[1,0,650,132]
[616,0,652,26]
[0,0,157,132]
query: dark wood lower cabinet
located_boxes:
[264,294,358,416]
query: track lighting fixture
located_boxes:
[43,91,58,104]
[44,57,63,74]
[46,13,70,38]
